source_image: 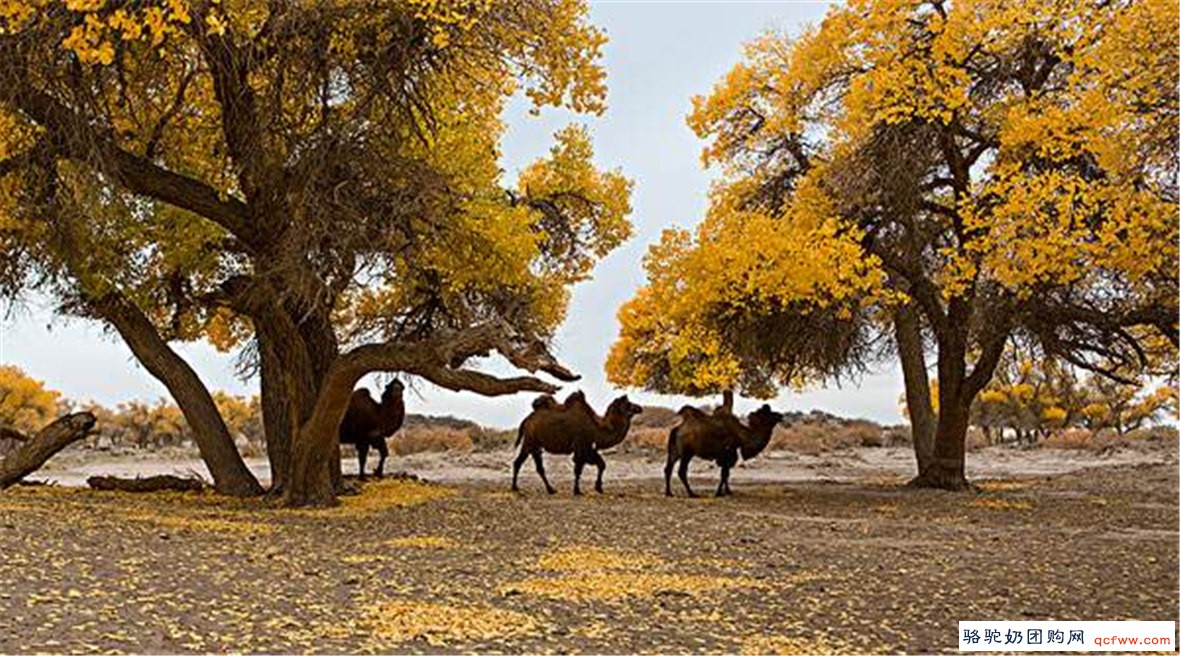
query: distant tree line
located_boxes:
[902,353,1177,446]
[0,365,263,450]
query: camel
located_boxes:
[665,403,783,498]
[513,391,642,495]
[338,379,405,479]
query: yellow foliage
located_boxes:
[503,544,765,602]
[741,633,865,656]
[1,0,630,365]
[612,0,1178,402]
[305,479,453,517]
[0,365,61,433]
[505,570,759,602]
[124,510,274,535]
[537,545,661,572]
[362,600,537,646]
[384,535,459,550]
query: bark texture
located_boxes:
[0,413,96,489]
[95,295,263,497]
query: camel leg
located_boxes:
[511,447,530,492]
[572,456,585,496]
[532,450,556,495]
[664,427,680,497]
[678,455,697,498]
[587,451,606,494]
[356,443,370,480]
[373,439,388,478]
[717,464,731,497]
[664,451,677,497]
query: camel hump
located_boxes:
[677,405,707,420]
[563,390,589,407]
[350,388,376,407]
[532,394,559,411]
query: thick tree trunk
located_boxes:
[284,366,360,507]
[258,335,293,492]
[720,389,734,414]
[911,397,972,490]
[0,413,95,489]
[253,301,333,495]
[909,326,973,491]
[894,306,936,475]
[97,296,263,497]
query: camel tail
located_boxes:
[514,424,525,449]
[667,425,679,455]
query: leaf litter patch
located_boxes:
[502,545,766,601]
[362,599,538,646]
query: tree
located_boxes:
[0,1,631,504]
[1078,377,1177,435]
[0,365,62,434]
[213,392,264,446]
[608,0,1177,488]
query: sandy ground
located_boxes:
[1,444,1176,654]
[30,442,1175,490]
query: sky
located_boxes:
[0,0,908,429]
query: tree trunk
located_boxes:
[720,389,734,414]
[913,396,972,490]
[0,413,95,489]
[253,301,332,495]
[97,295,263,497]
[258,335,293,492]
[894,306,935,475]
[284,366,360,507]
[909,327,972,491]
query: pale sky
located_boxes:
[0,1,908,429]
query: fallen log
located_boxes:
[87,474,205,493]
[0,413,96,490]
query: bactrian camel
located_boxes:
[665,403,782,497]
[513,391,642,495]
[338,379,405,479]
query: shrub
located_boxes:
[1038,427,1099,451]
[470,428,517,452]
[617,427,667,455]
[631,406,680,429]
[883,425,911,445]
[392,427,474,455]
[965,427,990,452]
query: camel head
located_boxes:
[606,395,643,419]
[740,403,783,460]
[381,379,405,405]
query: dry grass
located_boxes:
[618,427,667,454]
[768,420,885,455]
[1037,426,1178,453]
[392,427,474,455]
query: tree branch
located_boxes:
[335,321,578,398]
[5,74,258,248]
